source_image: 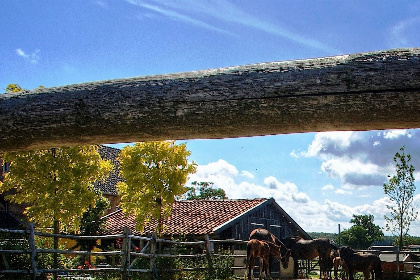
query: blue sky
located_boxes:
[1,0,420,235]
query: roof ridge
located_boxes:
[175,198,267,202]
[101,208,123,220]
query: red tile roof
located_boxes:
[103,198,267,236]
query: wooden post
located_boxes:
[150,232,158,279]
[396,248,400,280]
[111,242,116,267]
[3,49,420,152]
[205,234,214,278]
[28,223,37,280]
[121,227,130,280]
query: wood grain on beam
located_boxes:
[2,48,420,152]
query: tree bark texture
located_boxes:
[2,48,420,152]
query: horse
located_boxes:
[246,239,282,280]
[282,236,339,279]
[249,228,291,268]
[333,256,348,279]
[322,248,339,279]
[339,246,382,280]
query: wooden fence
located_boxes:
[0,225,247,279]
[2,226,420,280]
[296,249,420,280]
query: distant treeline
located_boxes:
[308,232,420,247]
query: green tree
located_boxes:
[383,146,418,249]
[340,214,384,249]
[0,145,112,279]
[183,181,227,200]
[117,141,197,236]
[70,191,110,264]
[0,146,112,233]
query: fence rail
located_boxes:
[0,225,245,279]
[2,226,420,279]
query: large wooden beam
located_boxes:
[2,48,420,152]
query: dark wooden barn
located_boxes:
[103,197,310,241]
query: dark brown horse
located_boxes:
[339,246,382,280]
[283,236,339,279]
[246,239,282,280]
[249,228,291,268]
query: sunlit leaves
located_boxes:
[117,141,197,234]
[5,84,24,93]
[0,146,113,232]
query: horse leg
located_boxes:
[319,258,325,279]
[264,256,271,280]
[348,268,354,280]
[248,255,254,280]
[363,270,370,280]
[333,262,338,280]
[258,257,264,280]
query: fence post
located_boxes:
[150,232,158,279]
[28,223,37,280]
[205,234,214,278]
[121,227,130,280]
[396,248,400,280]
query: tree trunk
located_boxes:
[2,48,420,152]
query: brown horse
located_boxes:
[246,239,282,280]
[249,228,291,268]
[339,246,382,280]
[283,236,338,279]
[333,256,348,279]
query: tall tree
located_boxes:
[71,191,110,265]
[183,181,227,200]
[383,146,418,249]
[117,141,196,236]
[340,214,384,249]
[0,146,112,233]
[0,145,112,279]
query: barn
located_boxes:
[103,197,310,241]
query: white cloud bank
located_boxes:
[186,159,420,236]
[186,129,420,236]
[296,129,420,190]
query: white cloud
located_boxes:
[389,17,420,48]
[322,184,334,191]
[187,158,420,236]
[383,129,411,139]
[301,129,420,190]
[321,157,385,189]
[93,0,108,8]
[16,48,40,64]
[289,150,300,159]
[126,0,340,54]
[335,189,352,195]
[302,131,357,159]
[125,0,232,35]
[240,170,255,179]
[324,199,354,221]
